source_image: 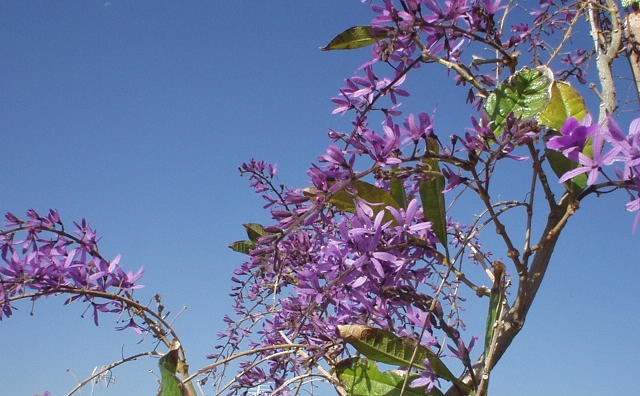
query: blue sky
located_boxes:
[1,1,638,395]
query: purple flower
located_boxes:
[442,165,466,192]
[627,197,640,233]
[547,114,598,162]
[604,116,640,180]
[402,112,434,143]
[115,318,144,335]
[483,0,506,15]
[448,336,477,361]
[558,124,619,186]
[409,359,438,392]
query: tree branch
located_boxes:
[444,193,578,396]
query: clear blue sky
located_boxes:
[1,2,638,395]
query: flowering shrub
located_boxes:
[217,1,640,395]
[3,1,640,396]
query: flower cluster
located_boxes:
[216,177,457,391]
[547,115,640,230]
[0,209,143,327]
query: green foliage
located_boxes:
[390,175,408,209]
[228,240,256,254]
[419,159,448,250]
[336,358,444,396]
[321,26,385,51]
[538,81,589,193]
[329,179,402,222]
[229,223,279,254]
[538,81,588,131]
[484,66,554,136]
[243,223,271,242]
[338,324,471,393]
[484,262,505,352]
[158,349,184,396]
[485,290,502,352]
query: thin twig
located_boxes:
[66,351,161,396]
[181,343,306,385]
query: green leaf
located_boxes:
[338,324,469,392]
[484,66,554,136]
[158,344,197,396]
[538,81,588,131]
[484,261,505,352]
[321,26,385,51]
[390,176,408,209]
[538,82,590,194]
[351,181,401,210]
[419,159,448,248]
[230,223,280,254]
[158,349,183,396]
[485,290,501,352]
[545,149,587,193]
[329,188,358,212]
[329,180,401,222]
[243,223,270,242]
[336,358,444,396]
[229,240,256,254]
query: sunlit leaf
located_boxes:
[336,357,444,396]
[329,180,401,222]
[329,189,357,212]
[158,343,196,396]
[321,26,385,51]
[158,348,183,396]
[243,223,269,242]
[484,261,506,352]
[539,82,590,194]
[419,159,447,248]
[338,324,469,392]
[229,240,256,254]
[538,81,588,131]
[484,66,554,136]
[230,223,279,253]
[485,290,501,353]
[351,181,401,210]
[390,176,408,209]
